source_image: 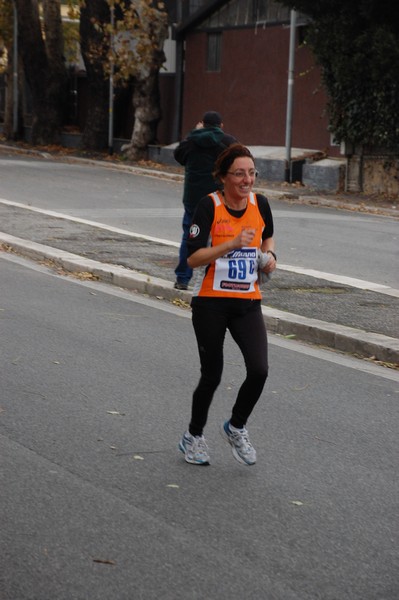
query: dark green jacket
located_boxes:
[174,126,237,212]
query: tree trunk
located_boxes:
[126,67,162,161]
[124,23,167,162]
[79,0,110,150]
[120,1,168,160]
[43,0,68,124]
[14,0,67,145]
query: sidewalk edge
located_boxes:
[1,232,398,365]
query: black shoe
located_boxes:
[174,282,188,290]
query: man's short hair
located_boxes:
[202,111,222,127]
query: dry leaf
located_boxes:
[93,558,115,565]
[172,298,191,309]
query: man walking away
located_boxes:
[173,111,237,290]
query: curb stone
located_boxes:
[1,231,398,366]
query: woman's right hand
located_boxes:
[232,228,255,248]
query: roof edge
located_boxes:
[175,0,228,38]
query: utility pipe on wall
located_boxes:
[284,9,297,182]
[172,0,184,142]
[12,1,18,138]
[108,2,115,155]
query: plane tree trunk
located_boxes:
[14,0,67,145]
[79,0,110,150]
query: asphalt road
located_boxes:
[1,253,398,600]
[0,154,398,288]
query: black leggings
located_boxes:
[189,300,269,437]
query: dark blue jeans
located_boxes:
[175,208,193,285]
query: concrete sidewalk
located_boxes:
[1,199,398,366]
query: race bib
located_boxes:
[213,248,258,293]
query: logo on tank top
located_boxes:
[189,224,200,238]
[214,222,234,237]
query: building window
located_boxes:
[207,32,221,72]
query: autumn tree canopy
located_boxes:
[0,0,167,155]
[78,0,167,156]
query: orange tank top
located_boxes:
[194,191,266,299]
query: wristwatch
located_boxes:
[267,250,277,261]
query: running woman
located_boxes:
[179,144,277,466]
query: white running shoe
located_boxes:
[179,431,210,465]
[220,420,256,465]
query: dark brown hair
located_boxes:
[213,144,255,181]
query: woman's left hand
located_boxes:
[260,251,277,273]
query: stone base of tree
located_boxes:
[362,156,399,196]
[347,151,399,195]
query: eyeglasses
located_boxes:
[227,169,258,179]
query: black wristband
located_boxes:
[267,250,277,261]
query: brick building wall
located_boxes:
[180,25,337,155]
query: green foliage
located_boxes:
[280,0,399,149]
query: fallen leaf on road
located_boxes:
[290,500,304,506]
[93,558,115,565]
[133,455,144,460]
[106,410,125,416]
[167,484,180,489]
[172,298,190,309]
[72,271,99,281]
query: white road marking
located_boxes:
[277,264,399,297]
[0,197,180,247]
[1,197,398,297]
